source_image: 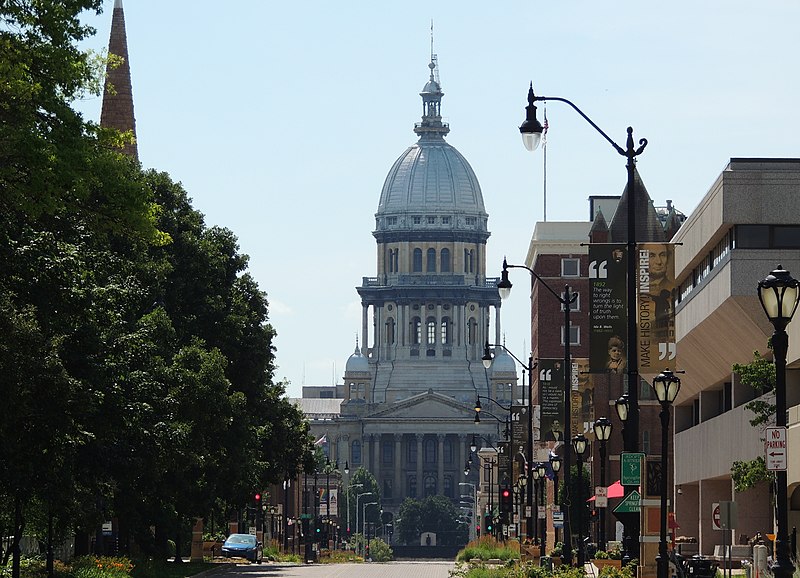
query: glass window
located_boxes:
[424,438,436,464]
[413,216,421,225]
[407,439,417,464]
[408,475,417,498]
[427,248,437,272]
[424,475,437,497]
[442,216,451,225]
[411,317,421,345]
[426,318,436,345]
[774,226,800,247]
[382,439,393,465]
[413,248,423,272]
[562,258,580,277]
[427,216,436,224]
[443,437,453,463]
[735,225,769,248]
[440,317,451,344]
[468,318,477,345]
[561,325,580,345]
[561,291,580,311]
[441,248,451,272]
[351,440,361,465]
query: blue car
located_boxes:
[221,533,263,563]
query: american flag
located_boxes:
[542,112,549,147]
[314,434,327,446]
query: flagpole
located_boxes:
[542,107,548,221]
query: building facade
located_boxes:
[297,55,516,519]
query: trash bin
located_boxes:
[686,556,719,578]
[541,556,553,571]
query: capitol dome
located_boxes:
[345,344,370,373]
[491,348,517,374]
[374,56,487,233]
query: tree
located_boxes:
[730,349,776,492]
[395,495,468,546]
[344,467,381,536]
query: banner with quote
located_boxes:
[538,359,565,446]
[572,358,595,440]
[637,243,677,378]
[589,244,628,375]
[511,405,529,481]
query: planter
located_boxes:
[522,545,541,561]
[203,541,223,557]
[593,559,622,570]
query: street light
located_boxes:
[572,434,588,566]
[550,452,562,546]
[499,257,577,564]
[757,265,800,578]
[483,341,537,542]
[355,491,372,545]
[531,467,540,546]
[460,482,478,541]
[520,83,647,562]
[537,462,547,554]
[362,501,378,556]
[651,370,681,578]
[593,417,613,551]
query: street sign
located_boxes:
[612,490,641,514]
[538,506,546,520]
[765,426,787,471]
[712,503,721,531]
[553,511,564,528]
[621,453,645,486]
[525,506,532,517]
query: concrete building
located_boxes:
[672,158,800,555]
[296,54,514,520]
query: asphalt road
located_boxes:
[213,561,455,578]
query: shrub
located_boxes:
[598,564,635,578]
[593,550,610,559]
[549,542,564,557]
[368,538,393,562]
[456,535,520,562]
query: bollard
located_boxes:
[753,544,769,578]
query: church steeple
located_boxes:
[413,31,450,140]
[100,0,138,159]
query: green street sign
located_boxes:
[620,452,645,486]
[613,490,641,514]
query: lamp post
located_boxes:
[531,467,541,545]
[651,370,681,578]
[355,491,373,547]
[344,461,362,545]
[362,502,377,557]
[282,477,291,552]
[520,83,647,562]
[757,265,800,578]
[593,417,613,551]
[499,258,577,564]
[460,482,478,541]
[537,462,547,554]
[550,452,562,546]
[572,434,588,566]
[483,342,537,542]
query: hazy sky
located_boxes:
[76,1,800,398]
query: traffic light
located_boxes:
[500,485,512,514]
[254,492,261,503]
[484,513,493,534]
[476,524,481,536]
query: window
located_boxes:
[561,291,580,311]
[385,318,395,344]
[561,325,580,345]
[427,248,437,272]
[386,216,397,226]
[411,317,421,345]
[426,317,436,345]
[444,475,453,498]
[464,249,474,273]
[407,439,417,464]
[349,382,365,399]
[382,439,393,465]
[442,216,451,225]
[468,318,477,345]
[388,248,399,273]
[408,475,417,498]
[443,437,453,463]
[413,248,423,272]
[424,438,436,463]
[424,475,437,497]
[465,217,477,226]
[440,317,451,344]
[440,248,451,272]
[427,215,436,224]
[351,440,361,465]
[642,430,651,455]
[735,225,769,248]
[562,258,580,277]
[413,216,422,225]
[774,226,800,247]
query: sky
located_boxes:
[75,1,800,399]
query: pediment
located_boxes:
[366,390,473,420]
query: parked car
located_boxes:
[221,533,263,563]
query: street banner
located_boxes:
[572,358,594,440]
[511,405,529,456]
[497,441,511,486]
[538,359,565,445]
[589,244,628,374]
[637,243,676,376]
[318,488,338,516]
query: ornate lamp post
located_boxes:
[498,258,577,564]
[537,462,548,554]
[531,467,541,545]
[572,434,589,566]
[550,452,562,546]
[520,84,647,561]
[651,370,681,578]
[757,265,800,578]
[593,417,613,551]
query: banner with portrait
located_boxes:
[571,358,594,440]
[589,244,628,374]
[636,243,676,377]
[538,359,565,445]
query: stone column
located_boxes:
[394,434,403,499]
[437,434,446,495]
[363,434,371,472]
[372,434,381,485]
[362,305,369,355]
[416,434,424,498]
[459,433,468,488]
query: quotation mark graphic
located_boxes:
[589,260,608,279]
[658,342,677,360]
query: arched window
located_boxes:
[440,248,451,272]
[411,317,421,345]
[351,440,362,465]
[408,475,417,498]
[468,318,478,345]
[426,248,437,272]
[386,318,395,344]
[407,439,417,464]
[349,382,356,399]
[464,249,474,273]
[443,437,453,463]
[413,248,423,272]
[440,317,451,344]
[424,438,436,464]
[426,317,436,345]
[424,475,437,497]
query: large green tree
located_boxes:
[395,495,468,546]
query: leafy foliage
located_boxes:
[731,457,773,493]
[367,537,393,562]
[395,494,468,545]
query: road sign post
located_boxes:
[765,426,787,471]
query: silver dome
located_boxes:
[491,348,517,374]
[345,346,370,373]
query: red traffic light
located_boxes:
[501,489,510,498]
[254,493,261,501]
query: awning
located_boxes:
[588,480,627,501]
